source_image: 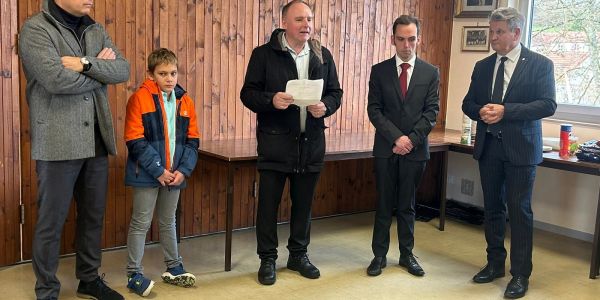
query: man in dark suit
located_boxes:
[462,7,556,299]
[366,15,440,277]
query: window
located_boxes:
[528,0,600,124]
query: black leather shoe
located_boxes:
[287,254,320,279]
[76,275,124,300]
[504,275,529,299]
[472,264,505,283]
[367,257,387,276]
[258,258,276,285]
[399,254,425,276]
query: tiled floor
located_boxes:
[1,212,599,299]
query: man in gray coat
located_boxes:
[19,0,130,299]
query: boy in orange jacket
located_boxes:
[124,48,200,297]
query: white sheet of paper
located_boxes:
[285,79,324,107]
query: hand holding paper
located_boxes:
[272,92,294,110]
[285,79,324,107]
[307,102,327,118]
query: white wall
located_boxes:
[445,0,600,238]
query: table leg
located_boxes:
[439,150,448,231]
[225,164,234,271]
[590,187,600,279]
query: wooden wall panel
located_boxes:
[16,0,38,265]
[9,0,453,263]
[0,0,20,266]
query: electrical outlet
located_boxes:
[448,175,456,185]
[461,179,474,196]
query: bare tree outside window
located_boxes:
[530,0,600,108]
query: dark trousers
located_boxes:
[478,135,536,277]
[256,170,320,260]
[33,156,108,300]
[371,156,426,257]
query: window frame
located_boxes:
[523,0,600,125]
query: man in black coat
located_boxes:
[366,15,440,278]
[462,7,556,299]
[240,0,342,286]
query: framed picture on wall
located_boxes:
[461,26,490,52]
[454,0,498,18]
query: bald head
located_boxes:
[282,0,311,18]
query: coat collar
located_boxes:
[504,45,531,99]
[269,28,324,64]
[41,0,97,56]
[386,56,423,101]
[43,0,96,30]
[141,79,187,100]
[483,44,531,102]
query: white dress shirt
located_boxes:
[282,33,310,132]
[492,43,521,102]
[395,54,417,90]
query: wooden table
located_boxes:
[450,140,600,279]
[198,130,453,271]
[199,129,600,279]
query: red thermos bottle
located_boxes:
[559,124,572,158]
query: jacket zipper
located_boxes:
[173,98,182,172]
[283,54,303,174]
[296,135,301,173]
[43,11,94,53]
[154,92,168,171]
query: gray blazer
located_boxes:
[19,0,130,161]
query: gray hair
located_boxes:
[489,7,525,32]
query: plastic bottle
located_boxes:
[471,120,477,145]
[461,114,472,145]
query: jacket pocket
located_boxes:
[303,125,326,168]
[35,95,55,124]
[257,127,294,163]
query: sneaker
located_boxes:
[127,273,154,297]
[161,264,196,287]
[76,274,124,300]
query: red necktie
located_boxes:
[399,63,410,98]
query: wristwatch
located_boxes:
[80,57,92,72]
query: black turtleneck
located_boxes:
[49,0,83,38]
